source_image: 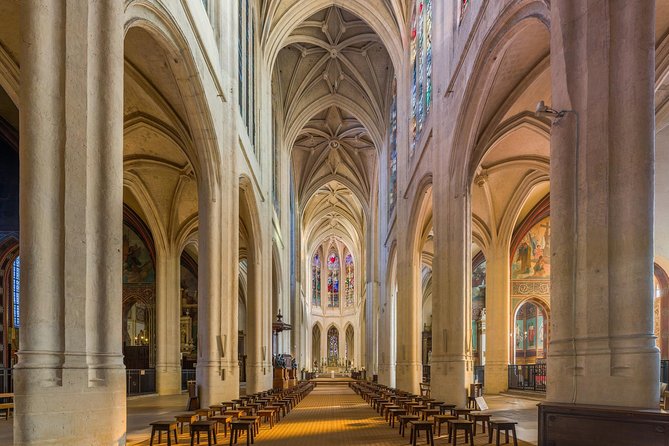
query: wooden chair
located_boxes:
[408,420,435,446]
[398,415,420,437]
[257,409,275,429]
[488,419,519,446]
[229,420,255,446]
[149,421,179,446]
[190,420,217,446]
[469,412,492,435]
[419,382,431,398]
[449,420,474,446]
[175,413,197,434]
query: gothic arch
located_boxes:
[124,2,222,199]
[450,1,551,193]
[263,0,403,75]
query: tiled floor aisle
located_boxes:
[249,385,535,446]
[0,386,538,445]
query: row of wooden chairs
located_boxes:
[351,381,519,446]
[149,382,314,446]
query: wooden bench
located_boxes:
[0,393,14,420]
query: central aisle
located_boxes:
[255,384,535,446]
[255,384,410,446]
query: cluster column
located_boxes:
[15,1,126,444]
[482,246,510,394]
[430,189,472,407]
[155,246,182,395]
[549,0,658,407]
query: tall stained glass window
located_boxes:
[388,78,398,217]
[344,253,355,307]
[327,326,339,363]
[327,250,340,308]
[312,251,321,307]
[238,0,257,151]
[409,0,433,158]
[12,256,19,328]
[460,0,470,21]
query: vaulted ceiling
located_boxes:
[272,5,394,257]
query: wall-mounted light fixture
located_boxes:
[535,100,566,119]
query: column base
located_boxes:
[377,363,394,387]
[196,362,239,407]
[395,361,422,394]
[548,340,659,407]
[156,365,181,395]
[246,363,272,394]
[14,366,126,446]
[430,356,472,407]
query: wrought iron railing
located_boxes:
[422,365,431,383]
[181,368,196,391]
[508,364,546,392]
[126,369,156,395]
[0,368,12,393]
[474,365,485,386]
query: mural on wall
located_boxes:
[122,221,156,368]
[123,225,155,284]
[472,259,486,361]
[512,217,550,280]
[472,260,486,320]
[180,265,197,305]
[180,260,198,362]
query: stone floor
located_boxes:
[0,386,540,445]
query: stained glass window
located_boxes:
[328,326,339,363]
[345,253,354,307]
[238,0,256,151]
[388,78,398,217]
[460,0,470,21]
[12,256,19,328]
[272,113,280,216]
[312,251,321,307]
[409,0,433,159]
[327,251,340,307]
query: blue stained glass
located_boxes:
[12,256,19,328]
[409,0,432,159]
[388,80,398,218]
[312,252,321,307]
[328,327,339,361]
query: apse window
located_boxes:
[12,256,19,328]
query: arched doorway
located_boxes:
[179,246,198,386]
[345,324,354,367]
[509,299,549,391]
[312,324,321,370]
[655,264,669,382]
[122,210,157,394]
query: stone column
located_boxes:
[245,254,265,393]
[15,1,125,444]
[482,245,510,394]
[430,190,472,407]
[549,0,658,407]
[155,246,181,395]
[395,241,422,394]
[197,175,239,405]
